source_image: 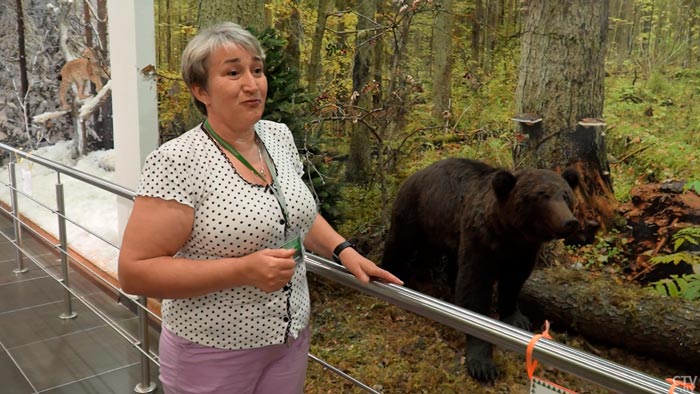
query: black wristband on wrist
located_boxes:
[332,240,354,263]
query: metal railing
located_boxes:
[0,141,694,394]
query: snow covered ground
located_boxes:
[0,140,122,278]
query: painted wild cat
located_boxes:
[58,48,106,110]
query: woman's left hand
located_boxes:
[338,248,404,285]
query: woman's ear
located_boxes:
[190,84,209,105]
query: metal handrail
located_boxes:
[0,142,694,394]
[305,255,694,394]
[0,142,135,200]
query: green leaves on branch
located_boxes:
[647,227,700,300]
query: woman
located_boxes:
[118,22,403,394]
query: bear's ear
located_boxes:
[492,170,516,201]
[561,167,580,189]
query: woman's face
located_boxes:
[192,43,267,133]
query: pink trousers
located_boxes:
[159,325,310,394]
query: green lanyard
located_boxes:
[203,120,290,230]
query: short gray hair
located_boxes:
[181,22,266,115]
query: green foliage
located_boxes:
[669,227,700,251]
[647,227,700,300]
[648,274,700,300]
[649,251,700,266]
[156,70,199,142]
[684,180,700,195]
[567,232,627,270]
[254,27,345,225]
[604,71,700,202]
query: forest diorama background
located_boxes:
[1,1,700,392]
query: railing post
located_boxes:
[56,179,77,320]
[134,295,157,393]
[8,161,27,274]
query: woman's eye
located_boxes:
[254,67,264,75]
[227,70,239,76]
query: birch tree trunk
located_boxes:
[96,0,112,150]
[514,0,614,242]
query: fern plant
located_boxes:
[649,274,700,300]
[647,227,700,300]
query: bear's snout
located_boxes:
[561,217,580,235]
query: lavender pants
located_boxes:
[159,325,310,394]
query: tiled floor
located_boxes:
[0,214,161,393]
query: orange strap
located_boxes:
[665,378,696,394]
[526,320,552,379]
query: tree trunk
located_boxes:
[97,0,107,51]
[16,0,28,101]
[345,0,377,184]
[306,0,334,93]
[96,0,112,150]
[687,1,700,68]
[514,0,613,242]
[15,0,30,143]
[198,0,265,31]
[82,0,93,48]
[274,0,301,72]
[165,0,172,70]
[430,0,454,122]
[520,266,700,370]
[471,0,482,66]
[481,0,499,73]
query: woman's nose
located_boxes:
[240,71,259,91]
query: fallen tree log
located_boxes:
[520,266,700,372]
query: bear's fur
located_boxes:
[382,158,579,382]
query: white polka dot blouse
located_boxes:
[136,120,318,349]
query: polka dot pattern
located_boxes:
[137,120,317,349]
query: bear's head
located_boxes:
[492,167,579,242]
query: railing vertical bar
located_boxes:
[55,180,77,320]
[308,353,381,394]
[8,161,27,274]
[134,295,157,393]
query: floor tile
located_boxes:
[9,325,144,391]
[40,362,161,394]
[0,276,66,314]
[0,257,48,285]
[0,300,107,349]
[0,349,37,394]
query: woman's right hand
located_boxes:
[243,248,297,292]
[120,196,299,299]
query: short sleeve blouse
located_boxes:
[137,120,318,349]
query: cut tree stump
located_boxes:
[520,266,700,373]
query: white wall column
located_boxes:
[107,0,159,245]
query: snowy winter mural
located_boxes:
[1,0,113,155]
[1,0,117,275]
